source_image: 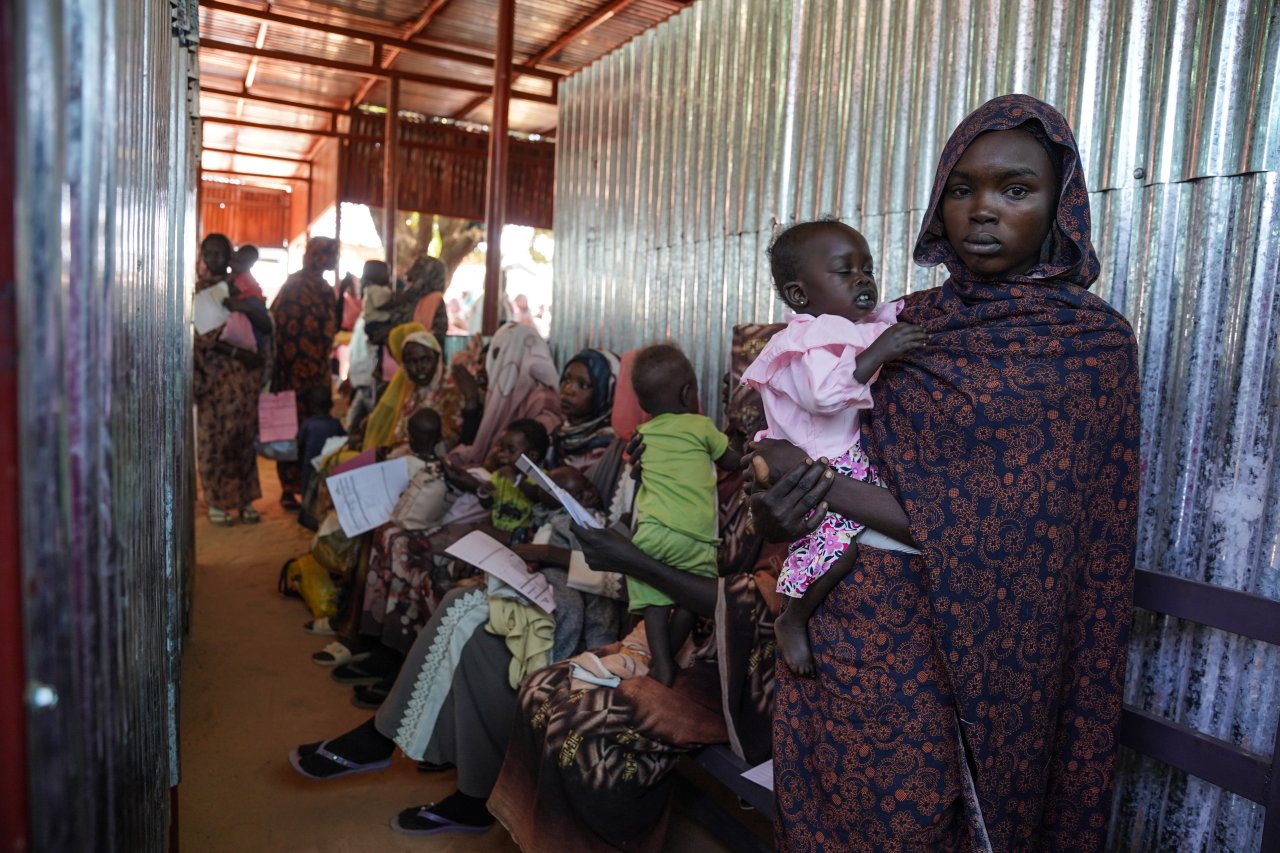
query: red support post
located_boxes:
[383,77,400,275]
[335,138,344,256]
[482,0,515,335]
[0,9,30,852]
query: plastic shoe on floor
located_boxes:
[287,739,392,781]
[208,507,235,527]
[390,805,492,837]
[311,640,370,667]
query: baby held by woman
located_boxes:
[743,220,926,676]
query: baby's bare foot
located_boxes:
[775,607,816,677]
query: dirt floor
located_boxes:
[179,459,747,852]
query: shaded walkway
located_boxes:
[179,460,740,851]
[179,460,519,852]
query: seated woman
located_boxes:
[297,323,460,638]
[547,348,620,472]
[288,326,782,846]
[447,321,563,468]
[356,417,552,668]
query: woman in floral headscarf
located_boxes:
[749,95,1140,851]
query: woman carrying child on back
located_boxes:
[742,220,926,675]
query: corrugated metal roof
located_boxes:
[197,0,689,186]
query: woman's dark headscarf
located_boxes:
[914,93,1101,294]
[553,348,619,461]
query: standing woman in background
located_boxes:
[193,233,272,526]
[271,236,340,509]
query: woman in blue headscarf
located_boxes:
[547,348,620,471]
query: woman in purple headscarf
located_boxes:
[749,95,1140,850]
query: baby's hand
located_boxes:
[750,455,771,488]
[869,323,928,362]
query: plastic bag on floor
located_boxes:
[311,513,360,575]
[285,554,340,619]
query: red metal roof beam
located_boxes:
[199,38,558,105]
[201,168,309,182]
[348,0,453,111]
[203,115,343,138]
[202,145,315,166]
[452,0,636,119]
[200,86,345,116]
[199,0,561,83]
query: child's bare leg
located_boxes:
[665,605,698,678]
[643,605,676,686]
[775,543,859,678]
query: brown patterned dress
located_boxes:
[193,277,264,511]
[270,267,337,492]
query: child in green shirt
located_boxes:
[628,344,741,685]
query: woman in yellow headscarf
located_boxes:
[363,322,464,451]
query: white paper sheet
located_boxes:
[515,455,603,529]
[312,434,349,470]
[742,760,773,791]
[193,282,231,334]
[445,530,557,613]
[326,457,412,536]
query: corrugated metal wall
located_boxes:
[11,0,197,849]
[550,1,1280,850]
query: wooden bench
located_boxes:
[1120,568,1280,849]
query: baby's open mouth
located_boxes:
[854,291,876,309]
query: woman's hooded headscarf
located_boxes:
[363,322,443,450]
[552,348,621,465]
[775,96,1141,852]
[913,94,1101,294]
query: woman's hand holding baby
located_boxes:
[743,451,835,543]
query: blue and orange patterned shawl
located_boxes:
[863,95,1141,849]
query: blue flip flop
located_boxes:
[287,739,392,780]
[389,804,492,836]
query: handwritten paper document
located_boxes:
[193,282,231,334]
[445,531,557,613]
[515,455,603,529]
[327,457,412,536]
[742,760,773,791]
[257,391,299,443]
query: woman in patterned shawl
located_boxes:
[271,236,340,508]
[193,233,271,526]
[486,323,788,852]
[749,95,1140,850]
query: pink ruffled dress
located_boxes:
[740,301,902,597]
